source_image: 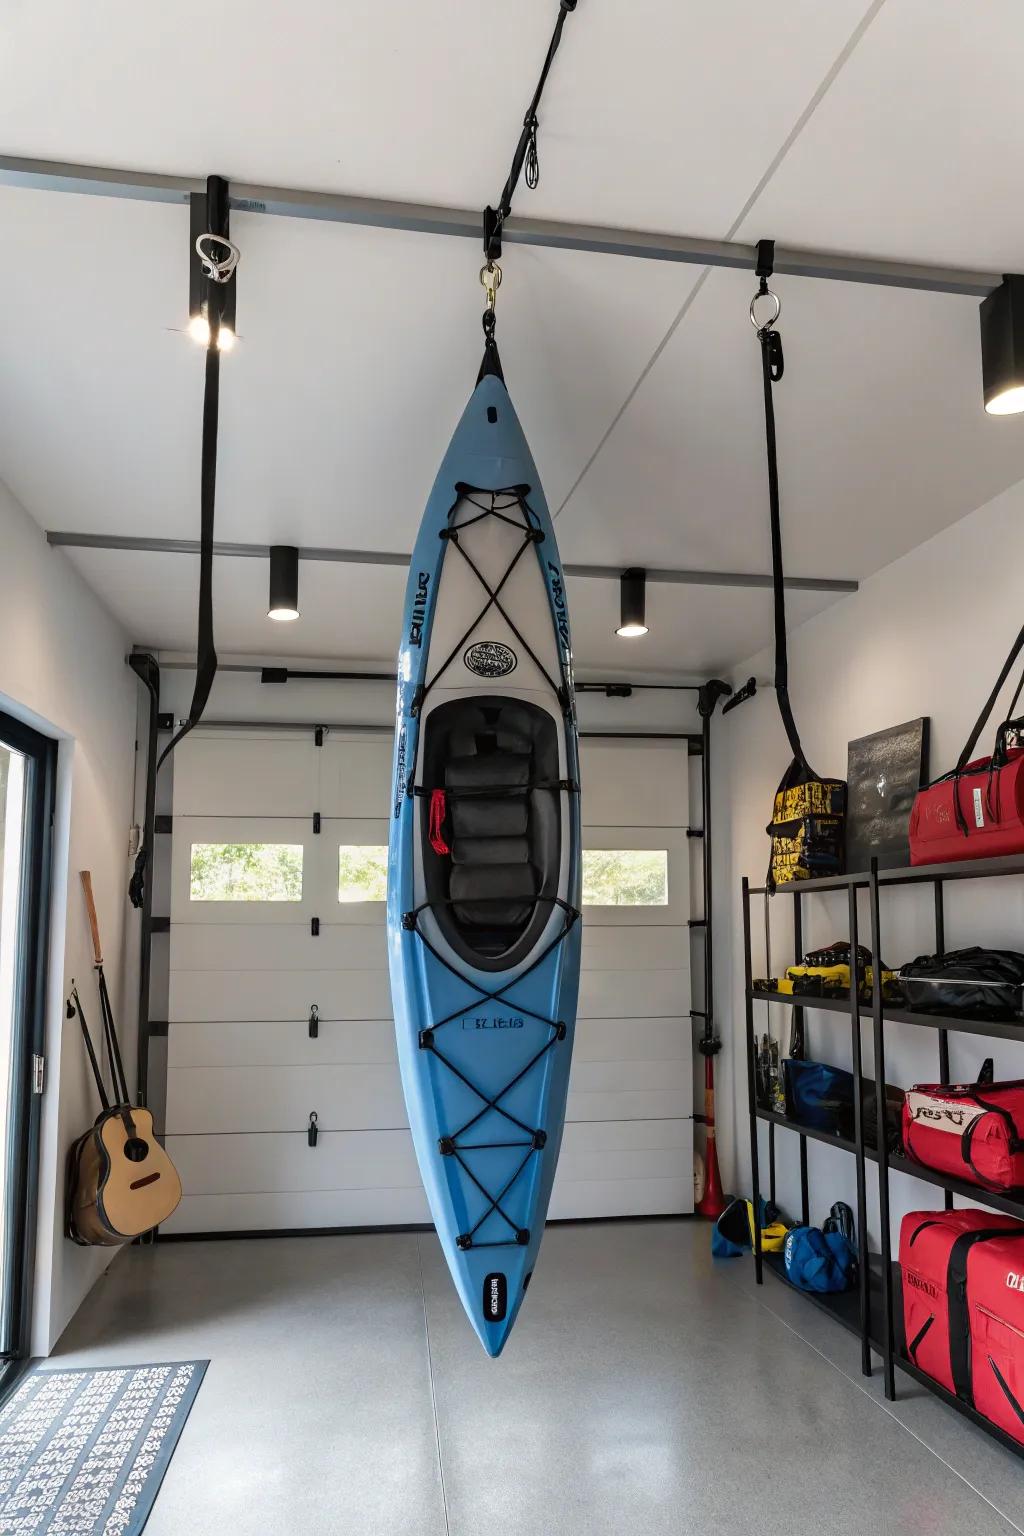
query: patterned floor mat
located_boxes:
[0,1360,207,1533]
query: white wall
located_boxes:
[0,479,137,1354]
[714,474,1024,1247]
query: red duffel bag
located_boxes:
[901,1210,1024,1444]
[903,1080,1024,1191]
[910,619,1024,865]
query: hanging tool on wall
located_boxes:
[130,176,239,911]
[752,241,847,892]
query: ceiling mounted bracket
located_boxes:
[189,174,237,344]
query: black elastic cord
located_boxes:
[755,248,801,766]
[484,0,577,261]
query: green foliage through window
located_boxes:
[338,846,388,903]
[189,843,303,902]
[582,849,668,906]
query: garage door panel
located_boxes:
[320,738,393,819]
[165,726,695,1229]
[166,1064,407,1134]
[172,734,318,817]
[168,1018,397,1069]
[170,924,389,973]
[548,1173,691,1220]
[574,1017,689,1063]
[582,825,689,927]
[169,969,392,1022]
[161,1187,430,1235]
[166,1130,419,1194]
[579,740,688,828]
[580,925,688,972]
[577,970,683,1019]
[171,816,317,925]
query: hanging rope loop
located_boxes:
[524,114,540,190]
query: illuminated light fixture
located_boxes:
[616,567,648,638]
[187,314,235,350]
[268,545,300,622]
[981,274,1024,415]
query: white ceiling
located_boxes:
[1,0,1023,675]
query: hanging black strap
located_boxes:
[754,240,802,767]
[483,0,577,262]
[68,989,110,1114]
[131,178,232,908]
[954,619,1024,775]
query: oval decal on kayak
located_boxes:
[464,641,517,678]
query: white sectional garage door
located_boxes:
[162,729,691,1234]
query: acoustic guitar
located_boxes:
[66,872,181,1245]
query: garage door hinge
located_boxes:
[32,1054,45,1095]
[309,1005,319,1039]
[311,917,320,937]
[314,727,324,747]
[312,812,321,834]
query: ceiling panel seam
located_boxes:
[552,0,889,523]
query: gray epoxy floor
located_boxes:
[49,1220,1024,1536]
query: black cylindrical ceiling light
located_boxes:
[268,545,300,622]
[981,275,1024,415]
[616,567,648,638]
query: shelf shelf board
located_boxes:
[747,988,1024,1042]
[746,850,1024,898]
[887,1154,1024,1220]
[762,1251,884,1351]
[896,1356,1024,1461]
[755,1107,859,1157]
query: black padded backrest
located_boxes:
[421,696,561,971]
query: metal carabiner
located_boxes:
[749,286,781,334]
[479,260,502,313]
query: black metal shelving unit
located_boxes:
[742,851,1024,1461]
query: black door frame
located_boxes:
[0,710,56,1393]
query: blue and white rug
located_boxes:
[0,1360,207,1533]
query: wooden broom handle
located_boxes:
[80,870,103,967]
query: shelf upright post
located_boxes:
[848,881,872,1377]
[933,878,953,1210]
[742,878,764,1284]
[792,891,810,1225]
[869,856,897,1399]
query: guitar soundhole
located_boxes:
[124,1138,149,1163]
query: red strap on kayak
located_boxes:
[429,789,450,856]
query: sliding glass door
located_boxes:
[0,711,55,1383]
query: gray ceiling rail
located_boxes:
[47,530,858,594]
[0,154,1000,298]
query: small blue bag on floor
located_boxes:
[783,1225,857,1293]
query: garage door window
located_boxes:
[189,843,304,902]
[338,846,388,903]
[582,849,668,906]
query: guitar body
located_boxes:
[68,1106,182,1245]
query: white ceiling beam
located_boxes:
[0,154,999,298]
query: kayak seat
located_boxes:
[421,695,561,970]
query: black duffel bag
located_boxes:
[836,1079,906,1153]
[899,947,1024,1021]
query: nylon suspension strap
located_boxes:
[478,0,580,383]
[751,239,803,768]
[130,176,238,909]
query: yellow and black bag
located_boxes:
[753,245,846,891]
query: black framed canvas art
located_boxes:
[846,717,929,872]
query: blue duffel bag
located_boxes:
[783,1225,857,1293]
[783,1057,854,1133]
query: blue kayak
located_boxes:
[387,359,582,1355]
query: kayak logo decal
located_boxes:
[483,1272,507,1323]
[409,571,431,647]
[464,640,517,678]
